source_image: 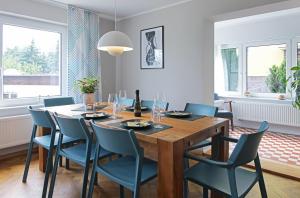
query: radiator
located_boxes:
[0,114,32,149]
[233,101,300,127]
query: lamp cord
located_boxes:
[114,0,117,30]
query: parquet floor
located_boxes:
[0,154,300,198]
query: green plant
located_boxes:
[290,66,300,109]
[75,77,99,94]
[265,62,287,93]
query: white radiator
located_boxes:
[0,114,32,149]
[233,101,300,127]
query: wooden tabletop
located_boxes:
[44,104,228,145]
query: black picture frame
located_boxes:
[140,26,164,69]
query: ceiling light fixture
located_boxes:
[97,0,133,56]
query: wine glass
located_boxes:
[107,93,112,107]
[119,90,127,110]
[112,93,119,119]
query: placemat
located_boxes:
[165,114,206,121]
[107,122,172,135]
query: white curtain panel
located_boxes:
[67,5,99,103]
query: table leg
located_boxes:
[157,139,185,198]
[38,127,50,172]
[211,122,230,198]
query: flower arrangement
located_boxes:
[75,77,99,94]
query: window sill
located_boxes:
[0,104,43,118]
[219,95,293,105]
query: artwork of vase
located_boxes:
[145,31,156,66]
[140,26,164,69]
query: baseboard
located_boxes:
[0,144,37,161]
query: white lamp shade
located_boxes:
[97,31,133,56]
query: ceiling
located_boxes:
[39,0,191,19]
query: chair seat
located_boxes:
[59,143,112,166]
[185,163,258,197]
[216,110,233,118]
[97,156,157,190]
[34,133,80,150]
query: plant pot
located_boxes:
[83,93,95,105]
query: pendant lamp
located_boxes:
[97,0,133,56]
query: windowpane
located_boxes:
[247,44,287,94]
[221,48,239,92]
[2,25,61,99]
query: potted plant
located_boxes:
[290,66,300,109]
[76,77,99,105]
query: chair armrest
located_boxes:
[184,152,231,168]
[186,141,212,151]
[221,136,238,143]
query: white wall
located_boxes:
[117,0,288,110]
[215,10,300,45]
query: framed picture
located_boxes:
[140,26,164,69]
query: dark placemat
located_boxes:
[107,122,172,135]
[165,114,206,121]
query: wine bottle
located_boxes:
[134,90,142,117]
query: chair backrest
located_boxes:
[229,121,269,166]
[119,98,135,107]
[44,97,75,107]
[214,93,220,100]
[53,114,90,140]
[141,100,169,111]
[184,103,218,116]
[28,106,56,129]
[91,122,141,157]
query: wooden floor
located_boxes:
[0,154,300,198]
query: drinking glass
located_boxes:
[152,97,163,128]
[119,90,127,110]
[112,94,119,119]
[107,93,112,108]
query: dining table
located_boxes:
[39,104,229,198]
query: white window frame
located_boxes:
[243,40,292,98]
[215,44,243,96]
[0,14,67,107]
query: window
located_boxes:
[2,25,61,99]
[246,44,287,94]
[0,14,67,106]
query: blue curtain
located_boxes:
[221,48,239,92]
[68,5,99,103]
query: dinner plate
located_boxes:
[81,112,110,120]
[125,106,149,111]
[121,119,153,129]
[165,111,192,118]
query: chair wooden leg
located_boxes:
[94,173,98,185]
[66,158,70,169]
[22,140,34,183]
[59,156,63,167]
[231,118,234,131]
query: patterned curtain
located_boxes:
[68,5,99,103]
[221,48,239,92]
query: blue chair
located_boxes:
[141,100,169,111]
[22,107,79,198]
[48,115,112,198]
[184,103,218,117]
[119,98,135,107]
[44,97,75,107]
[214,93,234,130]
[184,121,269,198]
[88,122,157,198]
